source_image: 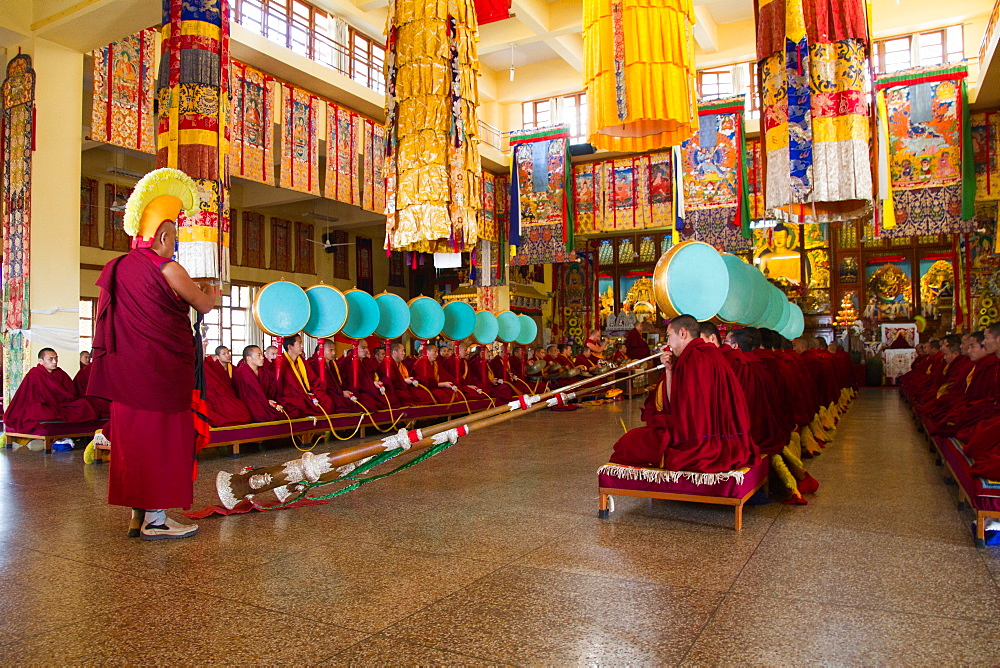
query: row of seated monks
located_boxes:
[0,330,650,436]
[899,325,1000,480]
[608,315,856,504]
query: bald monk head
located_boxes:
[322,340,337,361]
[264,345,278,362]
[828,341,841,353]
[38,348,59,372]
[215,345,232,365]
[546,345,559,357]
[439,343,453,359]
[513,346,525,359]
[927,339,940,353]
[665,314,700,357]
[456,342,469,359]
[959,334,973,356]
[357,340,371,358]
[282,334,304,360]
[390,342,407,363]
[968,331,989,361]
[698,321,721,347]
[792,337,809,354]
[984,322,1000,356]
[242,345,265,370]
[759,329,780,350]
[726,328,759,353]
[80,350,92,366]
[425,344,439,362]
[373,346,386,364]
[810,337,826,349]
[941,334,963,363]
[560,344,573,357]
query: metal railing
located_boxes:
[981,0,1000,73]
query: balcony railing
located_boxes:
[982,0,1000,73]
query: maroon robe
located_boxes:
[275,354,341,418]
[306,355,358,413]
[721,347,790,456]
[468,357,514,401]
[337,353,389,410]
[914,355,972,411]
[233,360,285,422]
[437,355,481,401]
[202,357,252,426]
[929,355,1000,437]
[90,248,196,510]
[3,364,100,432]
[379,357,435,406]
[610,338,758,472]
[412,356,461,404]
[624,327,650,359]
[71,363,111,419]
[504,356,546,394]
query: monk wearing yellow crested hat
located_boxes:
[87,168,217,541]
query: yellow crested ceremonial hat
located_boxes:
[123,168,200,247]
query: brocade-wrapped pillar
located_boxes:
[583,0,698,152]
[383,0,482,253]
[156,0,231,280]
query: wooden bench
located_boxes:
[3,420,109,453]
[930,435,1000,549]
[597,457,771,530]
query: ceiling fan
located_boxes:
[307,238,355,250]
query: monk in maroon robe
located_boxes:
[337,341,389,411]
[307,342,361,413]
[89,188,216,541]
[202,356,252,426]
[412,345,463,404]
[913,336,969,411]
[71,352,111,419]
[380,343,436,406]
[233,346,286,422]
[609,315,757,472]
[503,347,546,395]
[438,343,486,402]
[3,349,100,433]
[624,321,650,359]
[924,332,1000,435]
[273,333,347,418]
[467,348,514,402]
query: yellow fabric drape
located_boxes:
[583,0,697,152]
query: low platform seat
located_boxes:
[4,419,109,453]
[597,457,771,530]
[932,435,1000,548]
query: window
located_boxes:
[698,66,734,99]
[203,285,253,355]
[231,0,385,93]
[79,299,96,353]
[696,62,759,119]
[874,25,964,74]
[522,92,588,144]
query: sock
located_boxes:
[144,509,166,526]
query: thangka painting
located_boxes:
[279,84,320,195]
[92,27,157,154]
[918,254,955,318]
[325,103,359,206]
[480,171,499,243]
[1,54,34,405]
[678,96,751,252]
[876,64,975,238]
[865,257,913,320]
[230,62,275,185]
[746,137,764,218]
[572,152,673,234]
[756,0,872,222]
[968,205,1000,325]
[972,110,1000,201]
[270,218,293,272]
[295,222,315,275]
[241,211,265,269]
[509,125,575,265]
[81,177,99,247]
[361,118,386,213]
[553,252,595,344]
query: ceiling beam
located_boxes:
[692,4,718,53]
[546,33,583,72]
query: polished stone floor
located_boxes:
[1,389,998,665]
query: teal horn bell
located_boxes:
[408,296,445,341]
[341,289,380,339]
[303,284,349,339]
[374,292,410,340]
[441,301,477,341]
[496,310,521,343]
[254,281,311,337]
[473,311,499,345]
[515,315,537,345]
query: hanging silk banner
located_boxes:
[383,0,481,252]
[875,64,976,238]
[756,0,871,223]
[325,102,359,206]
[1,54,35,406]
[361,118,386,213]
[480,171,499,243]
[279,84,320,195]
[230,61,275,185]
[677,96,751,252]
[157,0,231,281]
[972,110,1000,202]
[572,151,675,234]
[509,125,576,265]
[493,174,509,284]
[92,27,157,154]
[572,161,601,235]
[583,0,697,152]
[746,137,765,218]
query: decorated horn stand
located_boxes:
[217,349,663,507]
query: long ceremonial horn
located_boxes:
[216,361,664,508]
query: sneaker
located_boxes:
[140,516,199,541]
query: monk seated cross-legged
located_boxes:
[274,334,344,418]
[609,315,758,473]
[202,352,252,427]
[379,342,436,407]
[233,345,287,423]
[337,340,390,412]
[72,349,110,419]
[411,345,464,405]
[3,348,101,434]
